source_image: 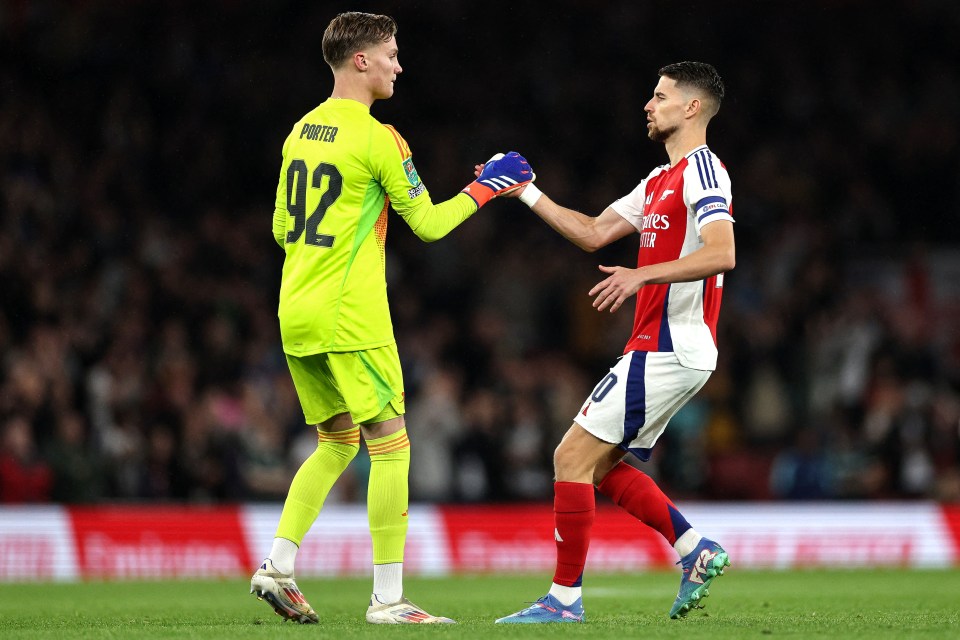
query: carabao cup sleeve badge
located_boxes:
[403,157,421,186]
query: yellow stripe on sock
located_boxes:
[318,426,360,445]
[367,433,410,456]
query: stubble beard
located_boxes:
[648,123,678,143]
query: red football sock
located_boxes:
[597,461,690,545]
[552,481,595,587]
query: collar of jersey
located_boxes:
[323,97,371,113]
[684,144,709,158]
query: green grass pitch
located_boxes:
[2,570,957,639]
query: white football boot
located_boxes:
[250,558,318,624]
[365,595,455,624]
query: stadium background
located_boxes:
[2,0,959,579]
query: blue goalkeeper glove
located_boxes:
[461,151,535,208]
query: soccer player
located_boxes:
[249,12,532,625]
[495,62,734,623]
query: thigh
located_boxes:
[573,351,709,462]
[327,343,406,425]
[317,412,358,433]
[554,423,621,483]
[632,352,710,457]
[360,415,406,441]
[285,352,349,425]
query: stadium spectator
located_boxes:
[44,410,105,503]
[0,416,53,503]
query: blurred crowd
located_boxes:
[2,1,959,505]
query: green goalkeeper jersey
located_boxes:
[273,98,477,355]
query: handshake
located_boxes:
[461,151,537,208]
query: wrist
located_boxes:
[461,181,495,209]
[519,183,543,207]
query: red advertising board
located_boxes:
[943,504,960,560]
[438,504,674,573]
[0,502,956,582]
[69,506,252,579]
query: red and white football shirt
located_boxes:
[609,145,734,371]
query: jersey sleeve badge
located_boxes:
[402,157,421,187]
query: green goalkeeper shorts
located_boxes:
[285,343,405,425]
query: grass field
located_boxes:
[3,570,957,639]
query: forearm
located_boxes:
[640,240,735,285]
[589,233,735,313]
[529,194,605,252]
[402,192,478,242]
[272,207,286,248]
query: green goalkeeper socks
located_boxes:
[275,426,360,545]
[366,428,411,565]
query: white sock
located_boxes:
[548,582,582,606]
[268,537,299,575]
[674,529,703,559]
[372,562,403,604]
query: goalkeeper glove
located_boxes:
[461,151,535,208]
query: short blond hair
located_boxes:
[322,12,397,69]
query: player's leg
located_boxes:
[361,414,409,608]
[592,352,729,618]
[499,353,658,624]
[274,411,361,568]
[361,413,451,624]
[495,424,611,624]
[251,412,359,623]
[251,354,360,623]
[594,453,728,619]
[595,449,698,556]
[329,345,453,624]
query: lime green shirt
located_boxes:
[273,98,477,355]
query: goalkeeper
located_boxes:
[250,11,533,626]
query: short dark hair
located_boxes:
[659,61,725,116]
[322,12,397,69]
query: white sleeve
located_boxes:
[683,149,734,234]
[609,166,665,232]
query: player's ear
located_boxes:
[353,52,368,72]
[685,97,701,119]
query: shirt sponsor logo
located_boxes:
[641,213,670,230]
[407,183,425,199]
[403,157,421,186]
[659,189,675,201]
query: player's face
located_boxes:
[644,76,684,142]
[365,37,402,100]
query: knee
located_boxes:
[591,466,608,487]
[315,423,362,463]
[592,450,626,487]
[553,441,592,482]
